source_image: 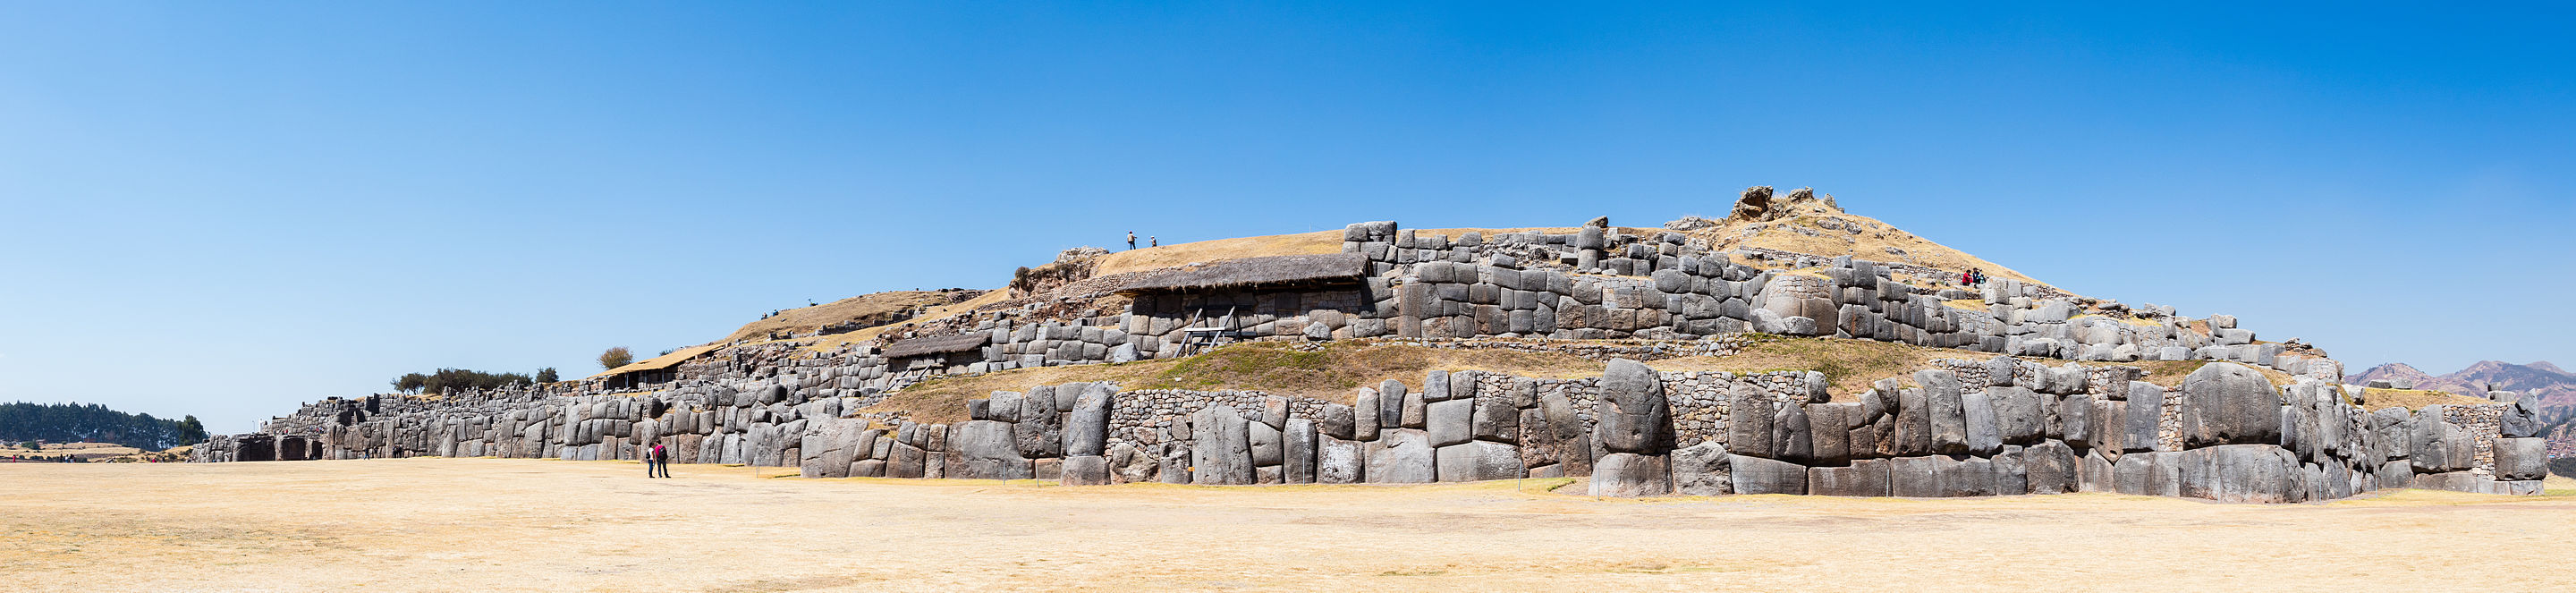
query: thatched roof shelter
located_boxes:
[1114,253,1369,295]
[883,333,991,359]
[589,343,722,380]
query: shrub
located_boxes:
[388,369,534,394]
[535,368,559,383]
[598,347,634,370]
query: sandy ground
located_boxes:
[3,459,2570,592]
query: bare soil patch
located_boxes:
[2,459,2569,592]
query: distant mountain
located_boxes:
[2351,360,2576,457]
[2348,360,2575,405]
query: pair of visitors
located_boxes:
[645,443,671,479]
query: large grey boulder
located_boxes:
[1363,428,1436,483]
[1919,370,1969,454]
[1775,401,1816,462]
[1352,389,1382,441]
[2058,394,2096,449]
[1728,385,1776,457]
[2410,407,2469,474]
[1962,391,2003,456]
[1284,419,1319,483]
[1191,406,1254,485]
[948,420,1033,480]
[1589,453,1672,496]
[1670,441,1733,496]
[1061,455,1111,486]
[1426,399,1475,447]
[1249,421,1284,467]
[1063,385,1113,457]
[2023,440,2078,495]
[1436,440,1523,482]
[1471,398,1519,443]
[2502,395,2545,438]
[1811,458,1892,496]
[1529,387,1591,476]
[1318,436,1365,484]
[2182,362,2281,447]
[2176,444,2302,504]
[1731,454,1809,495]
[1989,386,2043,445]
[1107,442,1159,484]
[1014,388,1064,459]
[1320,403,1356,440]
[1894,388,1932,455]
[1889,455,1941,497]
[1157,443,1193,484]
[1806,403,1851,465]
[1993,445,2029,496]
[2123,382,2165,453]
[1376,380,1407,432]
[2495,437,2546,480]
[1595,359,1674,454]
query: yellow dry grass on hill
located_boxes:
[799,289,1013,353]
[2358,387,2494,410]
[1092,231,1344,276]
[718,290,974,344]
[1682,210,2053,289]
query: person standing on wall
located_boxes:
[1127,231,1137,250]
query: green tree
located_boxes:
[535,368,560,383]
[597,347,634,370]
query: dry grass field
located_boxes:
[3,458,2569,592]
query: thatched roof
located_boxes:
[883,333,990,359]
[588,343,721,380]
[1114,253,1369,294]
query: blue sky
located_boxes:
[3,3,2570,433]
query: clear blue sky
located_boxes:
[4,4,2570,433]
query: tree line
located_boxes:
[0,402,208,450]
[389,367,561,394]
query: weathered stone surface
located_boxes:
[1107,442,1158,484]
[1993,445,2029,496]
[1364,428,1436,483]
[2176,444,2302,504]
[1940,455,1998,497]
[2022,440,2078,495]
[1426,399,1475,447]
[1728,385,1776,457]
[1063,385,1113,457]
[1596,359,1674,453]
[1894,388,1932,455]
[1318,436,1365,484]
[1284,419,1318,484]
[2410,407,2470,474]
[1988,386,2042,445]
[1670,441,1733,496]
[1014,389,1064,459]
[1061,454,1110,485]
[1191,406,1254,485]
[2502,395,2545,438]
[1962,391,2003,456]
[1157,442,1193,484]
[1920,370,1969,454]
[1320,403,1356,440]
[2076,447,2115,493]
[2377,460,2413,491]
[2123,382,2164,452]
[1436,440,1523,482]
[1249,420,1284,467]
[1589,453,1672,496]
[1812,458,1892,497]
[1806,403,1851,465]
[2495,437,2546,480]
[1731,454,1809,495]
[1471,398,1519,443]
[1377,380,1407,432]
[1889,455,1941,497]
[1775,401,1815,462]
[2182,362,2281,447]
[1352,390,1382,441]
[2058,394,2096,448]
[1531,387,1591,476]
[948,420,1034,480]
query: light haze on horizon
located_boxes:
[3,4,2571,433]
